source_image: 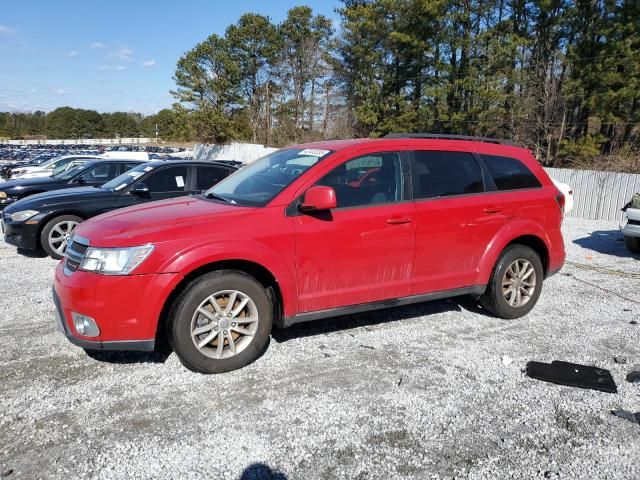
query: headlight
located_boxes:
[10,210,39,222]
[79,244,154,275]
[0,192,6,198]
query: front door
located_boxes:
[294,151,416,313]
[115,165,189,208]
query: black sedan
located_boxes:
[0,159,145,210]
[1,160,238,258]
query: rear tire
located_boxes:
[40,215,83,260]
[168,270,273,374]
[480,245,544,319]
[624,235,640,254]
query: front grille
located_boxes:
[63,238,89,275]
[70,241,88,255]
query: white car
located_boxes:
[10,151,149,179]
[551,177,574,214]
[621,194,640,254]
[10,155,102,179]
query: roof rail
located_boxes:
[382,132,515,145]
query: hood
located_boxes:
[0,176,63,192]
[74,196,255,247]
[3,187,104,214]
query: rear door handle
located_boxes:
[386,217,412,225]
[483,207,502,214]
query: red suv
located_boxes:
[53,135,565,373]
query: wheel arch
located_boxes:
[155,259,285,350]
[36,211,87,249]
[505,235,549,274]
[477,222,553,285]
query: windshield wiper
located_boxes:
[205,192,231,203]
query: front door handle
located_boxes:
[386,217,412,225]
[483,207,502,214]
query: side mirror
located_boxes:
[299,185,337,212]
[75,176,86,184]
[130,182,150,196]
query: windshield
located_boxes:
[101,164,154,191]
[205,148,332,206]
[53,162,87,180]
[28,155,55,166]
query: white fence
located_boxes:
[545,167,640,221]
[2,138,154,145]
[194,142,278,164]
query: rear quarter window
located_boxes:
[480,154,541,190]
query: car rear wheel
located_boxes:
[624,235,640,254]
[480,245,544,319]
[168,270,273,374]
[40,215,83,260]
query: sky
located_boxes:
[0,0,342,115]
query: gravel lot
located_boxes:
[0,217,639,479]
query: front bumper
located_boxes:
[621,222,640,238]
[52,262,182,351]
[2,217,39,250]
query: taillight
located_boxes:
[555,193,565,215]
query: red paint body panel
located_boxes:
[294,202,416,312]
[54,262,182,341]
[53,138,566,347]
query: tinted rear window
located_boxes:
[480,154,541,190]
[413,151,484,199]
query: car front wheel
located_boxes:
[168,270,273,374]
[40,215,83,260]
[480,245,544,319]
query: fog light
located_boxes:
[71,312,100,337]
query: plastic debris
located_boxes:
[614,357,627,364]
[611,409,640,425]
[526,360,617,394]
[502,355,514,365]
[626,371,640,384]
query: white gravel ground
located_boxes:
[0,217,639,480]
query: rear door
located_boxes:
[410,150,508,294]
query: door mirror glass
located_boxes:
[300,186,337,212]
[130,182,150,196]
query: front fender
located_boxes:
[156,240,298,317]
[475,220,552,285]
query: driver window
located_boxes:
[316,152,403,208]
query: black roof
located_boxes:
[382,132,515,145]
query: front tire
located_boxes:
[40,215,83,259]
[480,245,544,319]
[168,270,273,374]
[624,235,640,254]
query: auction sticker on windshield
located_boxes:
[299,149,330,157]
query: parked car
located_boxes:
[3,160,237,259]
[0,153,58,179]
[0,159,145,211]
[53,135,566,374]
[550,177,574,214]
[621,193,640,254]
[10,155,102,179]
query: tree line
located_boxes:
[2,1,639,171]
[0,108,188,141]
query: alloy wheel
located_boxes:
[502,259,536,307]
[190,290,259,359]
[48,220,79,256]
